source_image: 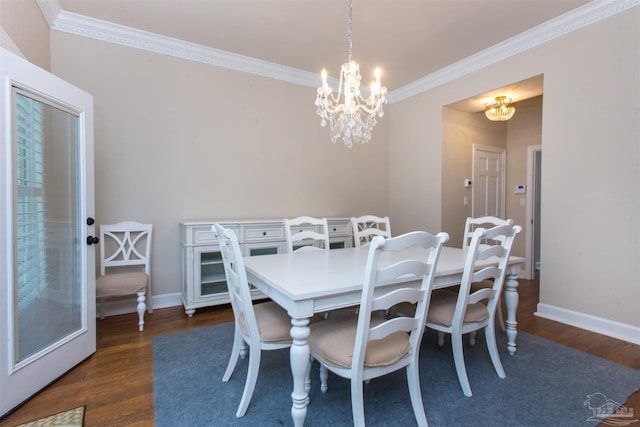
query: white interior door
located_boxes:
[0,48,95,416]
[472,144,505,218]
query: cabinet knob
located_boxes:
[263,231,267,236]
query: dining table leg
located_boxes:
[290,317,310,427]
[504,273,519,355]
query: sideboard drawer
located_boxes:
[181,222,240,246]
[195,227,219,244]
[328,222,349,235]
[243,224,284,242]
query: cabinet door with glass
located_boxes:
[196,247,227,299]
[182,245,229,317]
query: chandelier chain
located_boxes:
[348,0,353,63]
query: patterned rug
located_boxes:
[16,406,84,427]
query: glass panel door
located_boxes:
[13,89,82,364]
[1,48,95,417]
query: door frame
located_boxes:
[525,145,542,280]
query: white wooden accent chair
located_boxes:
[426,223,521,397]
[463,216,514,334]
[214,224,293,418]
[350,215,391,247]
[307,231,449,426]
[283,216,330,253]
[96,221,152,331]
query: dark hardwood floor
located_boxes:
[1,279,638,426]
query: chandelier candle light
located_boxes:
[485,96,516,121]
[315,0,387,148]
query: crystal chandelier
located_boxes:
[485,96,516,121]
[315,0,387,149]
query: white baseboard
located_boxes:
[535,303,640,345]
[97,292,182,318]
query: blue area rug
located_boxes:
[153,322,640,426]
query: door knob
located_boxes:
[86,236,99,245]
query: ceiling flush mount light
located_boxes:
[315,0,387,149]
[485,96,516,121]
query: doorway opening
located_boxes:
[441,74,544,269]
[525,145,542,280]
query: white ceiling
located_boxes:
[53,0,592,109]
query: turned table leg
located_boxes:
[290,317,310,427]
[504,273,519,355]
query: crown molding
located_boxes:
[389,0,640,103]
[38,0,639,104]
[35,0,61,28]
[42,2,320,88]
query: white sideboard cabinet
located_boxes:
[180,218,352,316]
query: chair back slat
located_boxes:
[283,216,330,253]
[462,216,513,250]
[351,215,391,247]
[99,221,152,276]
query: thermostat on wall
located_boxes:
[514,184,526,194]
[464,179,472,188]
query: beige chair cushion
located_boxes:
[470,279,494,291]
[239,302,325,344]
[308,317,410,369]
[96,272,148,298]
[426,290,489,327]
[388,301,417,318]
[237,301,292,344]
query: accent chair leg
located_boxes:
[485,324,506,378]
[452,332,472,397]
[136,291,146,331]
[236,343,261,417]
[350,378,366,426]
[437,331,445,347]
[406,362,428,426]
[319,364,328,393]
[223,328,243,382]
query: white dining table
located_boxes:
[243,245,524,427]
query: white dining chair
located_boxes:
[462,216,514,334]
[350,215,391,247]
[284,216,346,319]
[214,224,293,418]
[462,216,514,250]
[96,221,153,331]
[426,223,521,397]
[283,216,330,253]
[307,230,449,426]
